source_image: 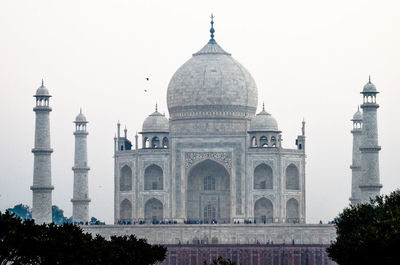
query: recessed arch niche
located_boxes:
[187,159,230,223]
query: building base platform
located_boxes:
[83,224,336,245]
[160,244,337,265]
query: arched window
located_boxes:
[254,198,273,223]
[251,136,257,147]
[162,137,169,148]
[204,204,216,223]
[286,198,299,223]
[120,165,132,191]
[144,198,163,223]
[254,164,273,190]
[120,199,132,221]
[286,164,299,190]
[204,175,216,191]
[144,137,150,148]
[144,164,163,190]
[152,136,160,148]
[260,136,268,147]
[271,136,276,147]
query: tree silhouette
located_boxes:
[327,190,400,265]
[0,211,166,265]
[7,204,32,221]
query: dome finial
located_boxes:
[369,74,371,83]
[262,101,265,111]
[80,107,82,114]
[208,14,216,44]
[41,78,44,87]
[155,102,158,112]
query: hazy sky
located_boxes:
[0,0,399,224]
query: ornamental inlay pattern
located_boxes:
[185,152,232,169]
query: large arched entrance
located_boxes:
[187,159,230,223]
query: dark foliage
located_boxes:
[204,256,236,265]
[90,216,105,225]
[6,204,73,225]
[51,205,72,225]
[327,190,400,265]
[0,211,166,265]
[6,204,32,221]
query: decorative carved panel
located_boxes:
[185,152,232,170]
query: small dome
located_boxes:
[35,80,50,96]
[142,111,169,133]
[249,109,279,132]
[75,109,87,123]
[363,79,377,93]
[352,108,362,121]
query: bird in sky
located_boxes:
[144,77,150,92]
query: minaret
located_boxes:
[359,77,382,203]
[135,133,139,150]
[71,109,90,223]
[296,119,306,151]
[31,79,54,224]
[350,107,363,205]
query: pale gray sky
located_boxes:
[0,0,399,224]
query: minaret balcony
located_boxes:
[359,146,381,152]
[72,166,90,171]
[30,185,54,191]
[33,106,52,111]
[360,103,379,109]
[32,148,53,154]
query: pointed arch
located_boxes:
[260,136,268,147]
[144,198,163,223]
[144,164,163,190]
[286,198,299,223]
[254,197,273,223]
[120,165,132,191]
[286,164,299,190]
[271,136,277,147]
[120,199,132,221]
[143,137,150,148]
[151,136,160,148]
[162,137,169,148]
[251,136,257,147]
[254,163,273,190]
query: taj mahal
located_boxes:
[113,24,307,225]
[29,16,382,264]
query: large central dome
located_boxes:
[167,29,258,120]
